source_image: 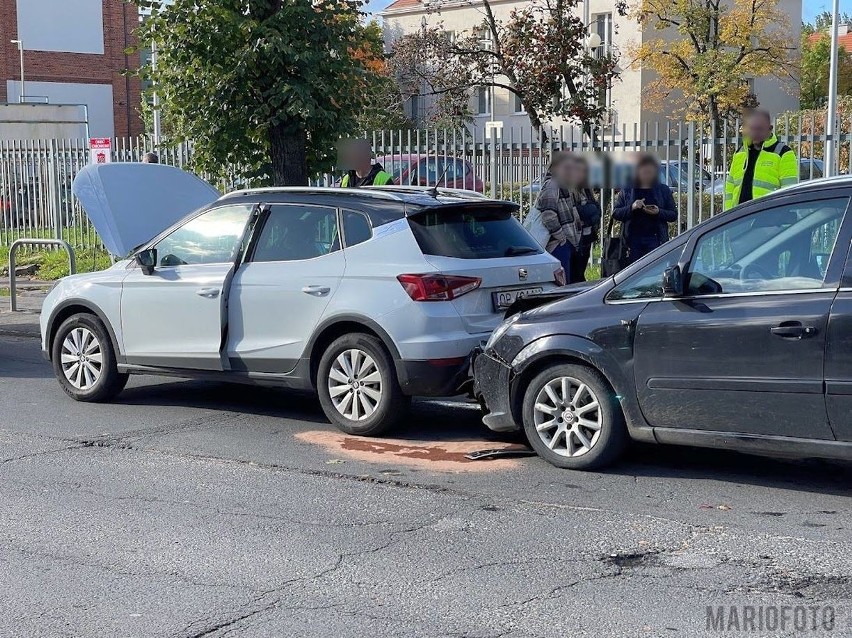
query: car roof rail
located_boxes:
[777,174,852,194]
[219,186,405,202]
[367,185,490,200]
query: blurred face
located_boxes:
[636,161,657,186]
[341,141,372,171]
[553,158,572,185]
[746,114,772,144]
[569,159,588,187]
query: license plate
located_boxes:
[492,287,544,310]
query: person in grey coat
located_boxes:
[536,152,580,280]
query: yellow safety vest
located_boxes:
[724,134,798,210]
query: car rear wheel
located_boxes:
[317,333,409,436]
[522,363,627,470]
[51,313,128,402]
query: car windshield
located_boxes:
[408,204,541,259]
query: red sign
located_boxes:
[89,138,112,165]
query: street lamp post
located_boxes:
[10,39,25,103]
[826,0,841,177]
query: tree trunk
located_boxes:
[269,122,308,186]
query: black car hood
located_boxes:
[505,279,607,318]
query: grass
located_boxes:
[0,242,111,281]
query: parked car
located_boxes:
[475,175,852,469]
[44,163,563,436]
[379,155,484,193]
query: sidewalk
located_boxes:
[0,288,46,339]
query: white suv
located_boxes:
[42,163,562,435]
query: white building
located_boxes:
[380,0,802,138]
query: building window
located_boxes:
[512,93,525,114]
[592,13,612,59]
[476,87,490,115]
[410,94,420,123]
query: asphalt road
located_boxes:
[1,333,851,638]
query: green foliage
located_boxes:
[134,0,384,185]
[800,32,852,110]
[354,21,413,132]
[0,243,111,281]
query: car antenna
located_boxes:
[428,164,451,198]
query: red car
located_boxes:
[377,154,484,193]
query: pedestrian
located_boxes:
[612,153,678,264]
[340,139,394,187]
[724,109,798,210]
[536,152,581,280]
[565,155,601,283]
[142,152,159,164]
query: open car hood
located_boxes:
[72,163,220,256]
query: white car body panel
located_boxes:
[228,249,347,368]
[72,163,219,256]
[40,261,130,354]
[121,262,232,369]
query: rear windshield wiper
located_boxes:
[505,246,540,256]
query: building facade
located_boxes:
[381,0,802,138]
[0,0,142,138]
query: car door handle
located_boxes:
[302,285,331,296]
[195,287,220,298]
[770,321,817,339]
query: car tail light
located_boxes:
[397,274,481,301]
[554,267,566,286]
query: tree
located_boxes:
[135,0,383,186]
[800,31,852,110]
[353,21,413,132]
[387,0,627,137]
[632,0,797,125]
[805,11,852,33]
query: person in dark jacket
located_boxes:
[613,154,678,264]
[566,155,601,282]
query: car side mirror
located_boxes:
[662,265,684,297]
[135,248,157,275]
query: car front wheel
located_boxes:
[51,313,128,402]
[522,363,627,470]
[317,333,409,436]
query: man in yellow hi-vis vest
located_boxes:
[724,110,798,210]
[340,138,395,188]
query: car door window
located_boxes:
[154,205,253,267]
[342,210,373,247]
[252,205,340,262]
[687,197,848,296]
[607,246,684,301]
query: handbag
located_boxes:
[601,212,628,277]
[522,205,551,248]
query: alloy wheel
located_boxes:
[533,376,602,457]
[327,348,383,421]
[60,327,103,390]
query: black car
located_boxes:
[475,177,852,469]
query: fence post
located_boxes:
[48,138,62,239]
[489,127,498,199]
[687,121,696,229]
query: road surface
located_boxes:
[1,334,850,637]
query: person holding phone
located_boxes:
[612,153,678,264]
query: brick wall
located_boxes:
[0,0,143,137]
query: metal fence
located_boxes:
[2,114,850,253]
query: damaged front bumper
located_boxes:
[473,348,519,433]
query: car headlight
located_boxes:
[486,313,521,350]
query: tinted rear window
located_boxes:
[408,205,542,259]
